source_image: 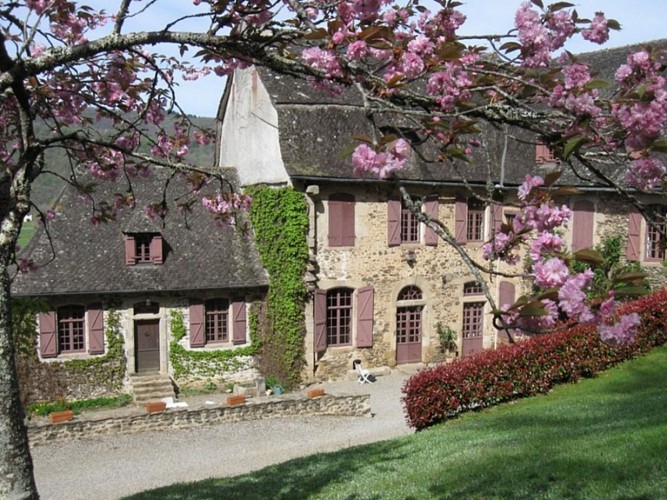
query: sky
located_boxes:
[87,1,667,117]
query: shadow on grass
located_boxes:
[126,346,667,500]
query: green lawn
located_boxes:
[128,345,667,500]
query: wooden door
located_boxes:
[462,302,484,357]
[135,319,160,372]
[396,306,422,364]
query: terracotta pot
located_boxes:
[145,401,167,414]
[48,410,74,424]
[226,394,246,406]
[307,388,325,399]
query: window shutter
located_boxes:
[124,235,136,266]
[572,200,594,251]
[627,208,642,261]
[232,300,247,345]
[314,289,327,353]
[387,198,401,247]
[356,286,374,348]
[150,235,163,264]
[341,197,356,246]
[328,198,343,247]
[39,311,58,358]
[87,306,105,355]
[492,203,503,232]
[455,197,467,244]
[498,281,516,344]
[189,301,206,347]
[424,195,439,246]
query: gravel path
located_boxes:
[31,373,412,499]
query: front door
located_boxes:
[135,319,160,373]
[396,306,422,364]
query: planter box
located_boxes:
[226,394,246,406]
[307,388,325,399]
[48,410,74,424]
[145,401,167,414]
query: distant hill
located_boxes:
[30,113,217,211]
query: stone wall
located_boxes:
[28,393,370,446]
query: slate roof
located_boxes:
[249,40,667,188]
[12,168,268,298]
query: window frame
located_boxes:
[462,301,485,339]
[466,199,485,242]
[205,298,230,343]
[326,288,353,347]
[646,205,667,261]
[57,305,86,354]
[400,200,420,244]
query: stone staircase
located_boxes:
[130,373,176,404]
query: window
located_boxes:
[189,299,246,347]
[328,194,355,247]
[326,288,353,346]
[313,287,374,352]
[205,299,229,343]
[536,142,559,164]
[401,201,419,243]
[124,233,163,265]
[462,302,485,339]
[646,206,667,260]
[463,281,483,296]
[466,199,485,242]
[455,197,486,244]
[395,286,424,364]
[57,305,85,353]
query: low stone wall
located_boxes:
[28,393,370,446]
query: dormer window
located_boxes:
[536,142,559,164]
[124,233,163,266]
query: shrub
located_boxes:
[402,289,667,430]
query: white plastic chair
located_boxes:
[353,360,372,384]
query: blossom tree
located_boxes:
[1,0,665,496]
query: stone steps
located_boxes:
[130,374,176,404]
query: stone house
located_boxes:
[12,167,268,402]
[216,42,667,382]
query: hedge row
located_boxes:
[402,289,667,430]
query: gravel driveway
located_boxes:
[31,373,412,499]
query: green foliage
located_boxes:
[168,309,259,380]
[28,394,132,416]
[246,186,309,389]
[572,235,650,299]
[436,323,457,353]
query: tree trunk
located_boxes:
[0,245,38,499]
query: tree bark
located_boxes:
[0,241,38,498]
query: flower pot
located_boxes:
[307,387,325,399]
[145,401,167,414]
[226,394,246,406]
[48,410,74,424]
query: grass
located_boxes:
[127,345,667,500]
[28,394,133,416]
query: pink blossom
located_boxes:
[626,158,666,191]
[517,174,544,201]
[598,313,641,344]
[581,12,610,44]
[534,257,569,288]
[347,41,368,61]
[302,47,343,78]
[352,139,409,178]
[529,232,564,262]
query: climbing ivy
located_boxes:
[168,307,260,380]
[246,186,309,388]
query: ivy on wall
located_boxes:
[13,302,126,405]
[168,306,260,381]
[246,186,309,388]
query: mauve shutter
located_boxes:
[232,300,247,345]
[328,198,342,247]
[314,289,327,353]
[387,198,401,247]
[39,311,58,358]
[189,301,206,347]
[424,195,439,246]
[87,306,105,355]
[341,197,356,246]
[150,235,163,264]
[498,281,516,343]
[124,235,136,265]
[455,197,467,243]
[492,203,503,232]
[572,200,594,251]
[356,286,374,348]
[627,208,642,261]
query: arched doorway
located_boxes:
[396,286,423,364]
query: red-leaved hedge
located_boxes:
[402,288,667,430]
